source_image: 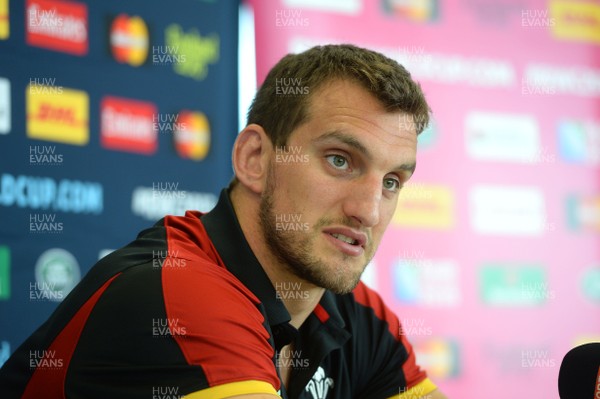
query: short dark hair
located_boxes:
[247,44,430,147]
[229,44,431,189]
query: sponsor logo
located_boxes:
[523,63,600,97]
[417,118,437,150]
[480,264,554,306]
[0,173,103,214]
[26,0,88,55]
[550,0,600,44]
[392,184,454,229]
[282,0,361,14]
[305,366,334,399]
[581,266,600,303]
[382,0,439,22]
[110,14,149,67]
[558,119,600,164]
[566,194,600,232]
[0,77,10,134]
[469,185,548,236]
[173,110,210,161]
[33,248,80,302]
[465,112,542,163]
[130,186,216,221]
[0,0,8,39]
[393,258,460,307]
[100,96,157,154]
[164,24,219,81]
[399,51,516,88]
[414,338,460,378]
[0,246,9,300]
[26,85,88,145]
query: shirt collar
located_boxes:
[201,189,292,329]
[201,188,348,347]
[318,290,346,330]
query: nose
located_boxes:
[342,174,382,227]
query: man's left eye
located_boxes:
[326,154,349,170]
[383,178,401,192]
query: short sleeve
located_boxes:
[162,257,281,395]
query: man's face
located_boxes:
[259,79,418,294]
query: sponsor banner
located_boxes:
[110,14,149,67]
[25,0,88,55]
[0,77,10,134]
[465,112,540,163]
[100,96,157,155]
[550,0,600,44]
[469,185,547,236]
[26,85,89,145]
[480,264,554,306]
[0,0,8,39]
[173,110,211,161]
[392,184,454,229]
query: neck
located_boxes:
[230,186,324,329]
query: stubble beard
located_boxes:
[258,171,370,295]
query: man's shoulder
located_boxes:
[92,211,261,307]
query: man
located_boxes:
[0,45,448,398]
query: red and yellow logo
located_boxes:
[174,110,210,161]
[392,184,455,229]
[550,0,600,44]
[26,0,88,55]
[26,85,88,145]
[0,0,9,40]
[100,96,157,155]
[110,14,149,67]
[414,339,460,378]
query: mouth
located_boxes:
[329,233,360,246]
[323,228,367,257]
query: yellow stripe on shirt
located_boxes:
[183,380,281,399]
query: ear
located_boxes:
[232,123,272,195]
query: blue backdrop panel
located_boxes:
[0,0,239,361]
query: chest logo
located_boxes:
[305,366,334,399]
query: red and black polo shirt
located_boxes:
[0,189,436,399]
